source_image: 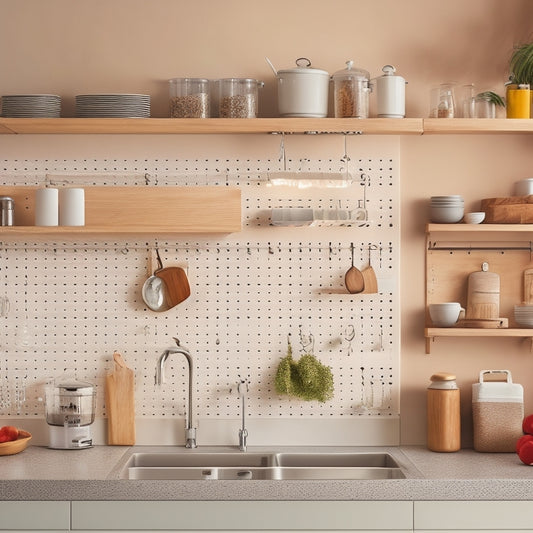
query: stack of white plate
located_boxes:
[514,305,533,328]
[429,195,464,223]
[0,94,61,117]
[75,94,150,118]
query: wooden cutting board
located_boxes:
[524,268,533,304]
[105,351,135,445]
[466,262,500,320]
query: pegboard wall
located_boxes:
[0,152,399,425]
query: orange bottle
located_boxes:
[427,372,461,452]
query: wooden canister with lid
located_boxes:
[427,372,461,452]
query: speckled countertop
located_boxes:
[1,445,533,501]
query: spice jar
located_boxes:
[332,60,371,118]
[169,78,210,118]
[218,78,264,118]
[427,372,461,452]
[0,196,14,226]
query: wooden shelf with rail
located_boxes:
[0,186,242,238]
[425,223,533,354]
[0,117,532,135]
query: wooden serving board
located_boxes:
[457,318,509,329]
[466,264,500,320]
[524,268,533,304]
[105,351,135,445]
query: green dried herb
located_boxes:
[274,340,334,403]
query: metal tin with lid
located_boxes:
[0,196,14,226]
[332,60,371,118]
[277,58,330,118]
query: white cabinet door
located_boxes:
[71,501,413,531]
[415,501,533,531]
[0,501,70,531]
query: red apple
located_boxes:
[0,426,19,443]
[516,434,533,454]
[522,414,533,435]
[518,440,533,465]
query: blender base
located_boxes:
[48,425,93,449]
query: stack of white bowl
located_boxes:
[429,195,464,223]
[514,305,533,328]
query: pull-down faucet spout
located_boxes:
[155,337,197,448]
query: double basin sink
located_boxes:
[120,450,406,480]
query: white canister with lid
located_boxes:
[277,58,329,118]
[332,60,371,118]
[376,65,407,118]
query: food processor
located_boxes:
[45,377,96,449]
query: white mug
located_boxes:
[429,302,464,327]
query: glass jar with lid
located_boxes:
[169,78,210,118]
[332,60,371,118]
[218,78,264,118]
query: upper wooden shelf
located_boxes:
[0,117,532,135]
[0,117,423,135]
[423,118,533,134]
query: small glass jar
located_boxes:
[218,78,264,118]
[332,61,370,118]
[169,78,210,118]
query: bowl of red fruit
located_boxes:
[0,426,32,456]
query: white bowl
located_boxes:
[429,206,464,223]
[464,212,485,224]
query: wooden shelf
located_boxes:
[0,186,242,237]
[427,223,533,234]
[0,117,423,135]
[425,327,533,354]
[423,118,533,134]
[1,117,532,135]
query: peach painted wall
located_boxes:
[1,0,533,445]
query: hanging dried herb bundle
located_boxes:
[274,338,334,403]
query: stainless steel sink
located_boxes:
[120,451,405,480]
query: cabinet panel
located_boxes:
[0,501,70,530]
[415,501,533,530]
[71,501,412,531]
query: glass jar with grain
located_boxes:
[332,61,371,118]
[218,78,264,118]
[169,78,210,118]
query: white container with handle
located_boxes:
[276,58,329,118]
[472,369,523,452]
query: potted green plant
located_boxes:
[507,42,533,118]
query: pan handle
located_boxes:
[154,248,164,274]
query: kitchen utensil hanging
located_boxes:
[141,248,190,312]
[345,243,364,294]
[361,245,379,294]
[141,248,169,312]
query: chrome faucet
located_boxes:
[235,379,249,452]
[155,338,197,448]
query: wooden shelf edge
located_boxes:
[0,225,241,237]
[424,327,533,354]
[426,223,533,233]
[0,117,423,135]
[424,118,533,134]
[1,117,532,135]
[425,327,533,337]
